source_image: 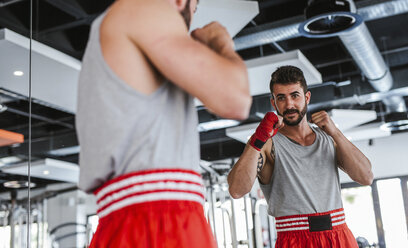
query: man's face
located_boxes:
[180,0,198,29]
[271,83,310,126]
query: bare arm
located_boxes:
[228,140,272,199]
[124,0,251,119]
[333,133,373,185]
[311,111,373,185]
[228,113,282,198]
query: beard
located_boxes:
[277,102,308,126]
[180,0,192,29]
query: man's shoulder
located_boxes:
[108,0,180,24]
[105,0,187,42]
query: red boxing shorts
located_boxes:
[89,169,217,248]
[275,208,358,248]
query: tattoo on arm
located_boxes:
[257,153,264,175]
[271,140,275,162]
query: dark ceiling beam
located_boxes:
[0,8,28,35]
[38,31,79,58]
[43,0,87,19]
[4,116,74,134]
[258,0,300,9]
[201,140,245,161]
[0,131,78,158]
[0,0,25,8]
[38,14,97,36]
[5,106,74,129]
[315,46,408,69]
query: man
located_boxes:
[228,66,373,247]
[76,0,251,247]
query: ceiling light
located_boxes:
[226,122,259,143]
[299,0,362,38]
[380,120,408,132]
[190,0,259,37]
[1,158,79,183]
[0,103,7,113]
[13,70,24,76]
[330,109,377,132]
[3,180,36,189]
[198,119,240,132]
[48,146,80,156]
[0,156,22,166]
[245,50,322,96]
[343,122,391,142]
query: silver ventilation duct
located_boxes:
[336,21,406,113]
[298,0,406,114]
[234,0,408,50]
[338,23,392,93]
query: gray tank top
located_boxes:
[260,125,343,217]
[76,13,200,193]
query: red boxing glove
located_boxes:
[249,112,279,151]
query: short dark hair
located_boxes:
[269,66,308,96]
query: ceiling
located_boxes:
[0,0,408,192]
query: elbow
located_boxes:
[356,170,374,186]
[220,93,252,120]
[229,191,244,199]
[362,171,374,186]
[228,187,245,199]
[362,161,374,185]
[227,174,248,199]
[237,94,252,120]
[224,67,252,120]
[207,65,252,120]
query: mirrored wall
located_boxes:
[1,0,408,248]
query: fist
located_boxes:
[191,22,234,53]
[250,112,283,151]
[311,111,339,137]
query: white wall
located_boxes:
[46,184,97,248]
[340,132,408,183]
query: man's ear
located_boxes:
[305,91,311,104]
[270,97,277,111]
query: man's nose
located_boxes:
[285,97,295,108]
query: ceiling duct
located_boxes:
[234,0,408,115]
[298,0,406,115]
[234,0,408,50]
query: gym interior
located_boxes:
[1,0,408,247]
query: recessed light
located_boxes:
[380,120,408,132]
[198,119,240,132]
[3,180,36,189]
[13,71,24,76]
[43,170,50,175]
[0,156,22,165]
[0,103,7,113]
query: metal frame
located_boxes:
[371,180,387,248]
[341,175,408,248]
[400,177,408,237]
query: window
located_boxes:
[341,186,378,245]
[377,178,408,247]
